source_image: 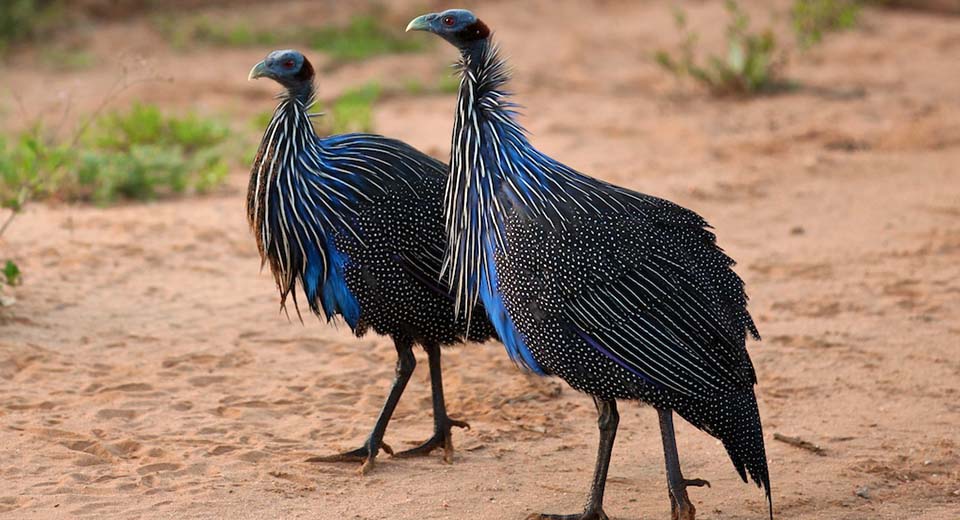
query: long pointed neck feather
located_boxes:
[446,40,574,373]
[444,39,663,344]
[445,40,582,315]
[246,92,389,320]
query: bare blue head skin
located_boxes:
[248,49,315,101]
[406,9,490,54]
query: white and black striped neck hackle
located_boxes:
[246,49,430,320]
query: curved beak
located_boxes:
[248,60,268,81]
[405,14,435,33]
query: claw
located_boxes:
[442,434,455,464]
[305,439,392,475]
[669,476,709,520]
[392,417,469,462]
[392,434,444,459]
[305,446,369,464]
[449,418,471,430]
[358,456,375,475]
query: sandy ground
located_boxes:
[1,1,959,518]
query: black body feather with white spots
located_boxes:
[245,49,495,469]
[247,102,494,347]
[416,11,772,516]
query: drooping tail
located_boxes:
[676,389,773,519]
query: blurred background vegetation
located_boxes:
[0,0,958,300]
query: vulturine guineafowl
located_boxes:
[408,12,772,519]
[247,49,496,473]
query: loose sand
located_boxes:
[1,1,958,518]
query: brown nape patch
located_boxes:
[295,56,315,82]
[457,20,490,42]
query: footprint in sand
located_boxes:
[208,445,239,456]
[137,462,182,475]
[98,383,154,393]
[237,450,271,463]
[95,409,139,420]
[71,501,120,516]
[188,375,228,387]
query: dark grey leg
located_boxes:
[658,408,711,520]
[306,338,416,474]
[393,343,469,462]
[531,397,618,520]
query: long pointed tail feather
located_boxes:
[676,389,773,519]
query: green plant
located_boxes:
[402,78,427,96]
[436,73,461,95]
[0,104,232,206]
[2,260,20,286]
[655,1,788,96]
[0,129,73,208]
[155,15,278,50]
[792,0,861,48]
[0,256,20,306]
[0,131,55,298]
[156,14,429,63]
[793,0,861,45]
[306,15,428,62]
[400,72,460,97]
[0,0,64,54]
[315,83,381,134]
[40,47,96,70]
[78,104,231,203]
[251,110,274,131]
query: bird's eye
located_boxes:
[283,60,295,68]
[442,16,455,26]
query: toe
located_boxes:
[448,418,471,430]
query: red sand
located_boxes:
[1,1,958,518]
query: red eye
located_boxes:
[283,60,295,68]
[442,16,455,26]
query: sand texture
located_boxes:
[1,1,958,518]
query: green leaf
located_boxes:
[654,50,677,71]
[3,260,20,286]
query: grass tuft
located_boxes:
[792,0,861,48]
[2,260,20,287]
[0,0,65,55]
[157,14,429,63]
[401,72,461,97]
[314,83,381,135]
[306,15,428,62]
[155,16,278,50]
[0,104,232,206]
[40,47,96,70]
[655,1,790,96]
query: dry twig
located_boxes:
[774,432,827,456]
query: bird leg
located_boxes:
[658,408,711,520]
[393,343,469,462]
[305,340,416,474]
[527,397,618,520]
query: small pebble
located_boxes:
[855,486,870,499]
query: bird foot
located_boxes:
[391,417,469,463]
[526,509,608,520]
[305,440,394,475]
[669,477,710,520]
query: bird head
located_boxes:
[405,9,490,50]
[248,49,315,92]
